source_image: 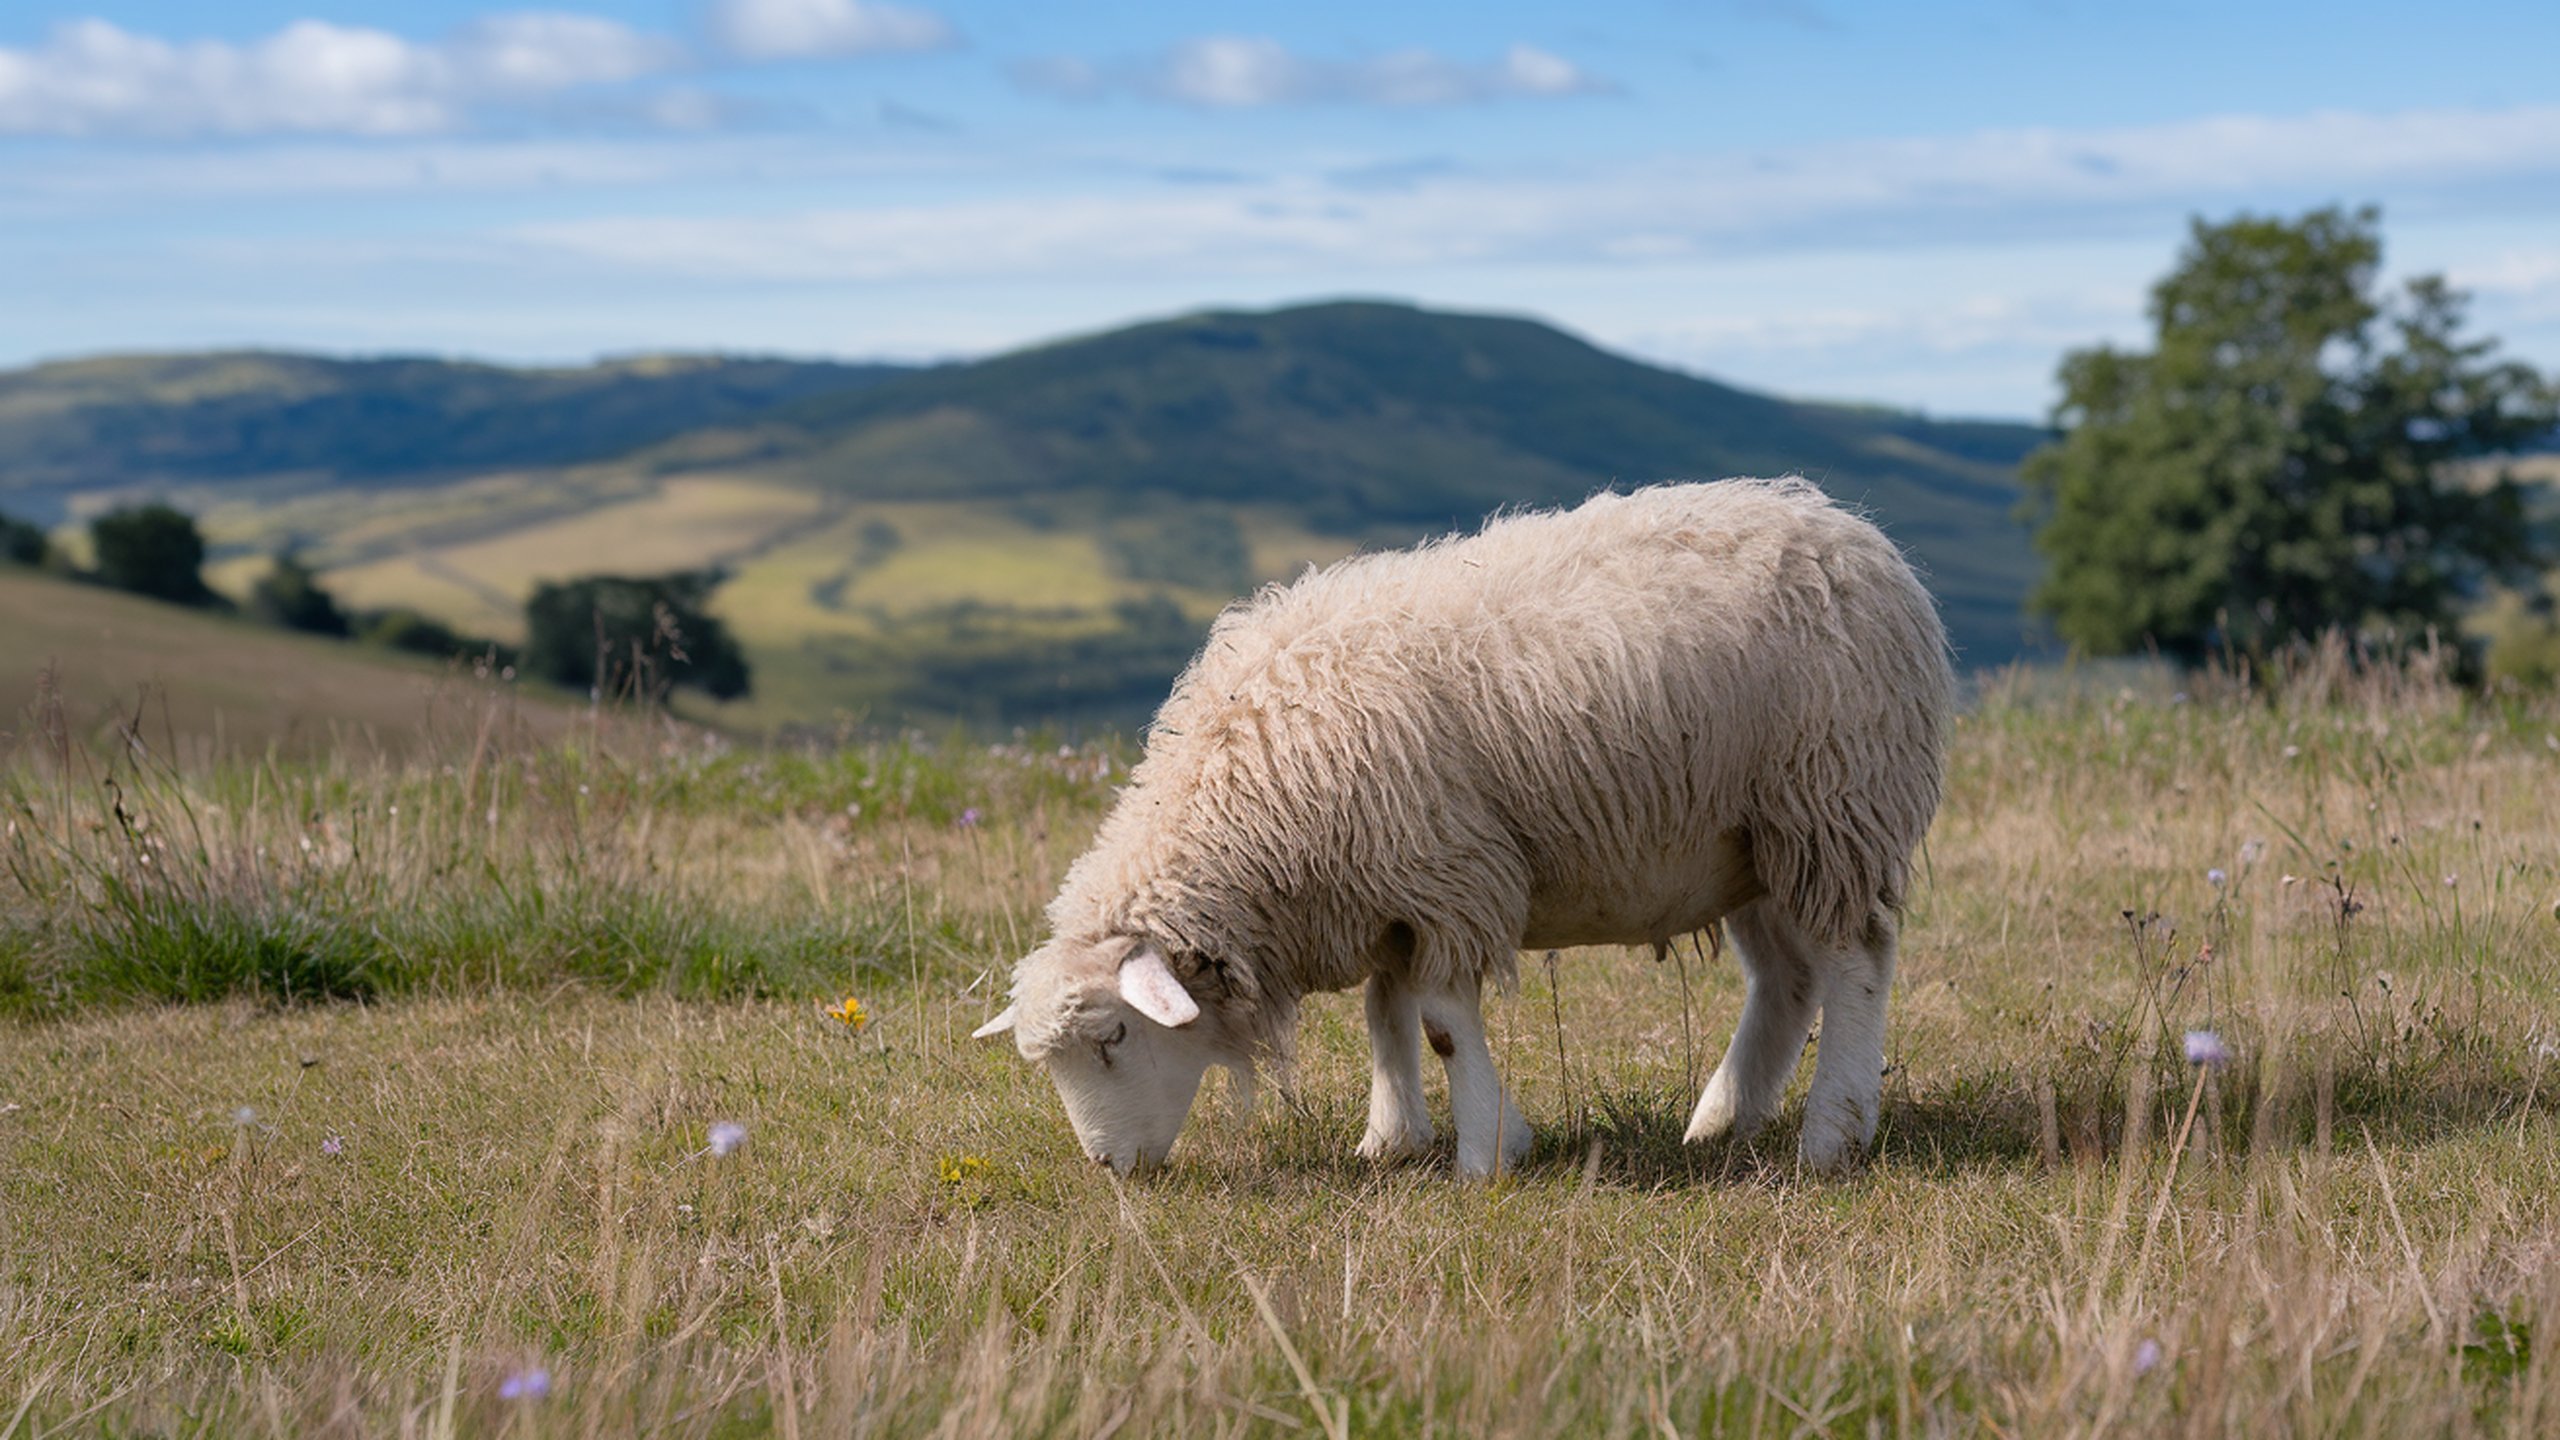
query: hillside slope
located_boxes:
[0,570,579,757]
[1,303,2055,727]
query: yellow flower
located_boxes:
[937,1154,987,1186]
[824,996,869,1030]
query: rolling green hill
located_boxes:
[677,301,2052,670]
[1,302,2054,729]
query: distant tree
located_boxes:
[248,550,351,636]
[90,502,220,606]
[357,606,513,665]
[0,509,45,567]
[2021,206,2556,661]
[523,571,751,702]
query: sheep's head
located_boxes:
[972,936,1233,1172]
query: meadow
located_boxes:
[5,653,2560,1436]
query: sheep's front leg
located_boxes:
[1420,979,1530,1178]
[1357,972,1433,1159]
[1799,911,1898,1172]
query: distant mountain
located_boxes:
[658,301,2053,665]
[0,303,2057,728]
[0,350,909,513]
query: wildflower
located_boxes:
[824,996,870,1030]
[2207,868,2227,889]
[2239,839,2267,866]
[708,1121,748,1157]
[2281,744,2300,759]
[2133,1338,2163,1375]
[957,807,983,829]
[2443,873,2458,888]
[937,1154,987,1186]
[498,1369,551,1401]
[321,1135,344,1157]
[2183,1030,2231,1068]
[232,1106,258,1128]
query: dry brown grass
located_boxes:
[4,667,2560,1435]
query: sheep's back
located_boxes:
[1101,479,1951,976]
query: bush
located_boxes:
[0,509,46,567]
[248,551,352,636]
[356,606,513,665]
[90,502,221,606]
[523,570,751,702]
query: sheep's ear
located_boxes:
[970,1004,1018,1040]
[1118,945,1201,1028]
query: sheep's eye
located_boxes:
[1098,1021,1127,1068]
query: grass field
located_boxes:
[5,659,2560,1434]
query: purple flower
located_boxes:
[2183,1030,2231,1068]
[957,807,983,829]
[2133,1338,2163,1375]
[498,1368,551,1401]
[708,1121,747,1157]
[2206,868,2228,889]
[321,1135,344,1157]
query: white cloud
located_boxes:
[0,13,680,138]
[1014,36,1614,108]
[450,13,676,92]
[706,0,956,60]
[503,103,2560,286]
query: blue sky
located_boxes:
[4,0,2557,417]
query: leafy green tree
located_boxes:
[523,571,751,702]
[248,550,351,636]
[0,509,46,567]
[2021,207,2555,660]
[89,502,220,606]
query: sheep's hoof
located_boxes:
[1682,1081,1765,1145]
[1451,1120,1534,1180]
[1798,1115,1875,1174]
[1357,1121,1433,1161]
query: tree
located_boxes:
[90,502,220,606]
[2021,207,2555,661]
[248,550,351,636]
[0,509,45,567]
[523,571,751,702]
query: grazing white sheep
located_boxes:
[975,478,1952,1176]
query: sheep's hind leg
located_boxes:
[1421,978,1531,1178]
[1685,900,1818,1145]
[1799,909,1897,1173]
[1357,972,1434,1160]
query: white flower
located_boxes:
[708,1121,748,1157]
[2183,1030,2231,1068]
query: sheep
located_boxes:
[974,478,1953,1177]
